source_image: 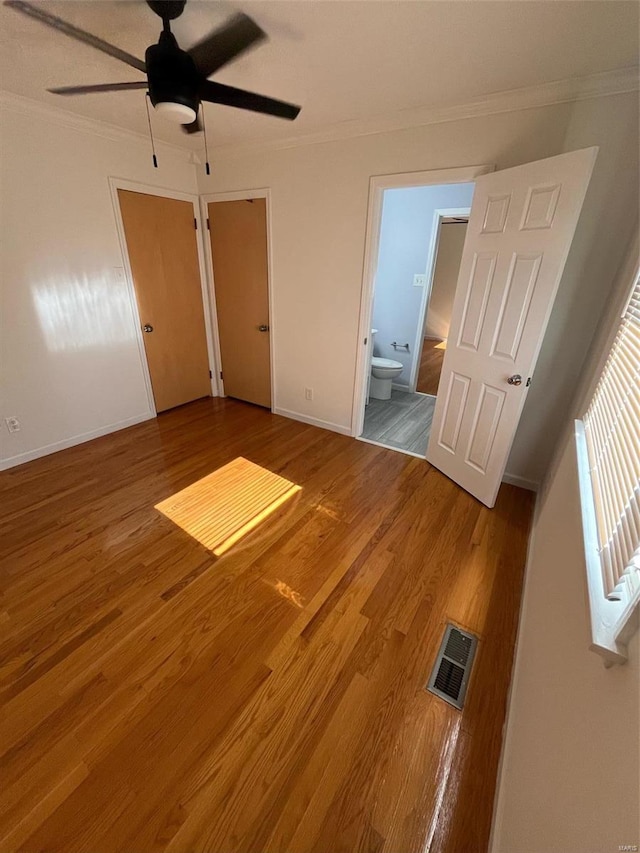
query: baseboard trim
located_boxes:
[0,411,155,471]
[502,472,540,492]
[272,407,352,437]
[488,489,540,852]
[391,382,411,392]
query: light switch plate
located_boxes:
[413,274,427,287]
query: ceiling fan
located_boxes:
[4,0,301,133]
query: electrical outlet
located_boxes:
[5,416,20,433]
[304,387,313,401]
[413,273,427,287]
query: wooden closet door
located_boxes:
[118,190,211,413]
[208,199,271,409]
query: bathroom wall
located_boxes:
[372,183,474,386]
[425,221,468,341]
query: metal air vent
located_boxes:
[426,623,478,710]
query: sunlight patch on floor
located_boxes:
[434,340,447,350]
[155,457,301,555]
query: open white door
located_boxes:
[426,147,597,507]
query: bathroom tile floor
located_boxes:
[361,390,436,455]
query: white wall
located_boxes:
[2,90,637,484]
[372,183,474,386]
[0,100,198,468]
[198,91,638,486]
[491,436,639,853]
[491,231,640,853]
[505,93,639,484]
[425,221,467,341]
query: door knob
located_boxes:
[507,374,522,386]
[142,324,154,333]
[258,324,270,332]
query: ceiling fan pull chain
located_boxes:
[201,106,211,176]
[145,92,159,168]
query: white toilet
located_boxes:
[370,357,404,399]
[369,330,403,400]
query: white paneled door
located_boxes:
[426,148,597,507]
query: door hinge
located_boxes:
[209,370,212,379]
[220,371,223,380]
[207,218,210,230]
[526,377,532,387]
[194,217,197,230]
[364,337,368,346]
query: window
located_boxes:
[576,268,640,664]
[584,272,640,600]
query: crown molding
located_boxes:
[2,65,637,163]
[209,65,640,159]
[0,90,193,160]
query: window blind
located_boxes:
[583,272,640,601]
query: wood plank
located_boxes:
[0,397,534,852]
[416,338,446,396]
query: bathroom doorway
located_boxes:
[353,166,488,457]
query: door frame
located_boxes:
[109,177,217,416]
[351,165,493,438]
[409,207,471,393]
[200,188,275,406]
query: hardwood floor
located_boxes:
[416,339,446,396]
[0,398,534,853]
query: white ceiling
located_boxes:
[1,0,638,149]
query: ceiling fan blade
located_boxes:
[4,0,146,73]
[200,80,301,120]
[188,13,266,78]
[181,115,202,134]
[48,82,148,96]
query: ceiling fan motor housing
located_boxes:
[145,31,199,115]
[146,1,186,22]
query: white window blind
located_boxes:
[583,272,640,602]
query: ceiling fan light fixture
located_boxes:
[154,101,196,124]
[6,0,302,145]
